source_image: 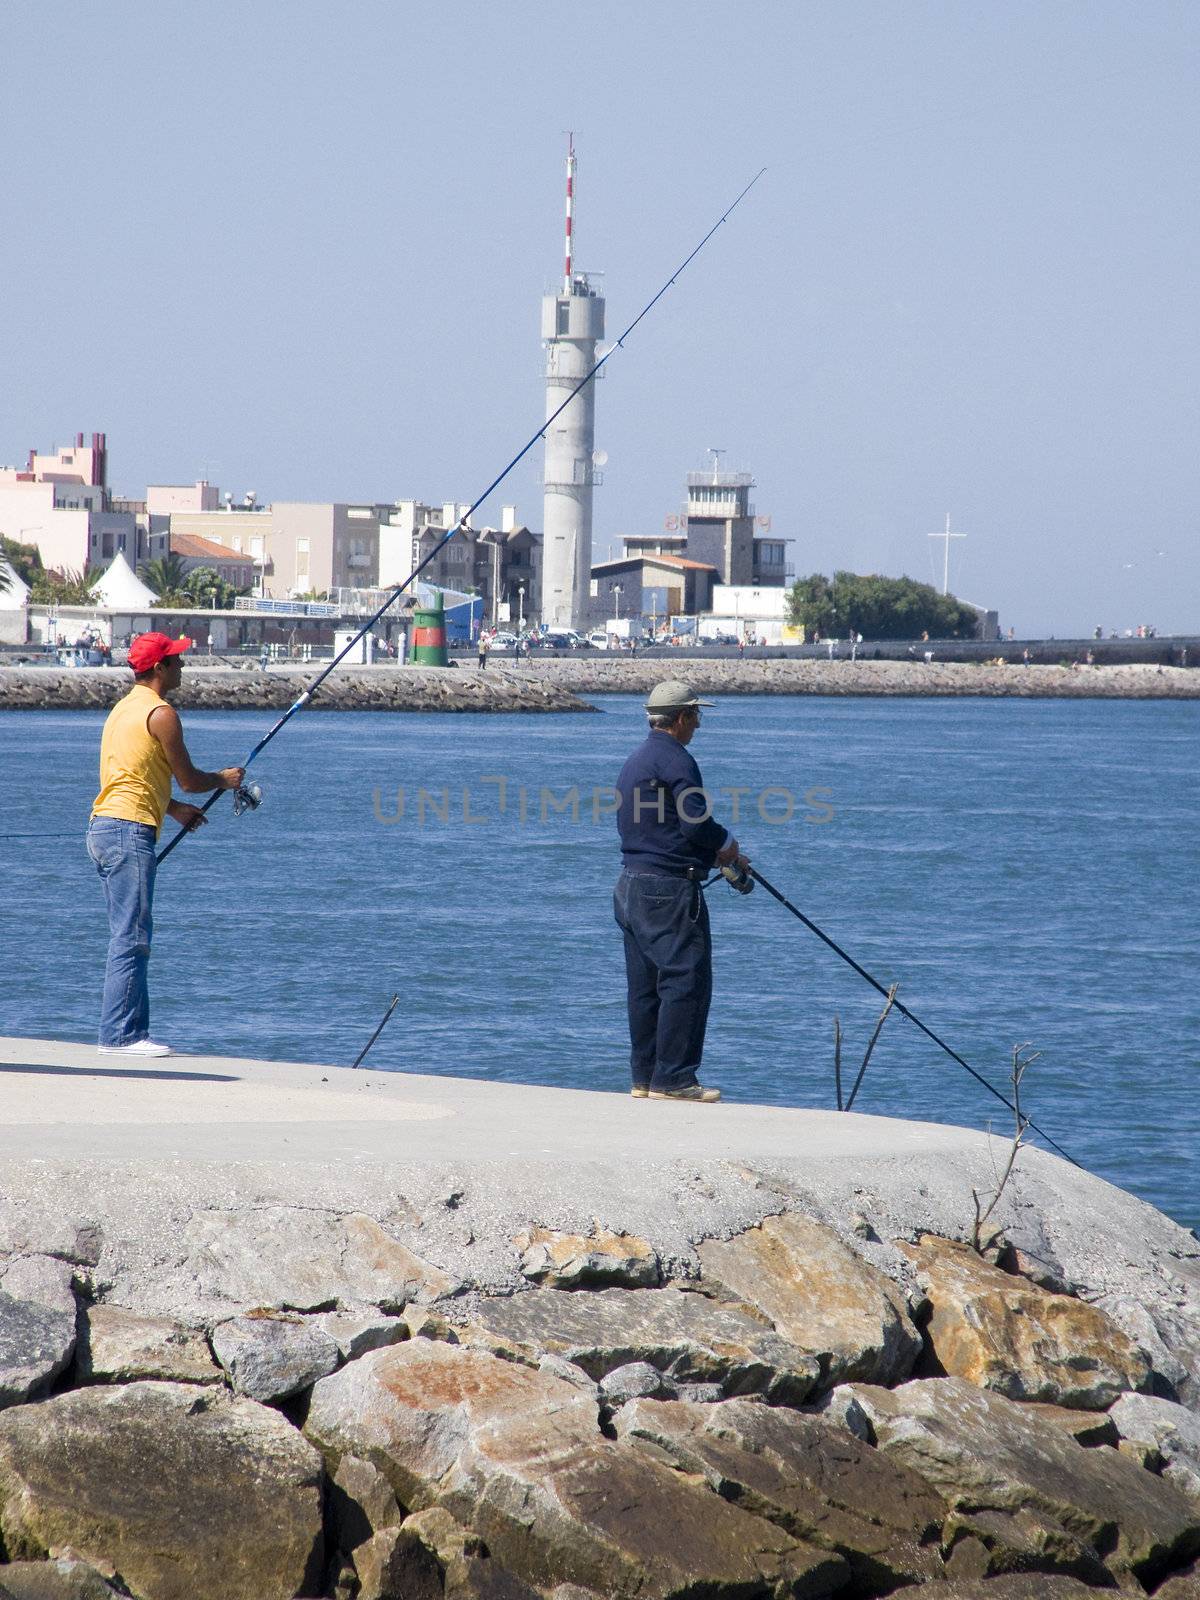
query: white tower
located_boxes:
[541,135,605,629]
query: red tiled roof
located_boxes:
[591,553,717,576]
[170,532,253,563]
[642,553,718,572]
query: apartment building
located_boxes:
[384,500,541,623]
[0,431,144,575]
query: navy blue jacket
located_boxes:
[615,730,730,875]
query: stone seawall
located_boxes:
[0,1034,1198,1600]
[2,658,1198,713]
[496,656,1200,700]
[0,665,591,714]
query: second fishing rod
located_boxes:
[156,168,767,866]
[709,857,1079,1166]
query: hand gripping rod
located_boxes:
[746,866,1080,1167]
[157,168,767,866]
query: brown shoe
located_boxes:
[648,1084,721,1103]
[630,1085,650,1099]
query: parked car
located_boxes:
[542,631,581,651]
[489,631,519,649]
[586,630,610,649]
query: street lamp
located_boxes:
[613,584,622,621]
[518,582,525,632]
[252,532,270,601]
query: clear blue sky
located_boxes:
[2,2,1196,636]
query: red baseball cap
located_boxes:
[128,632,193,673]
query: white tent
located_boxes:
[0,557,30,611]
[90,550,159,608]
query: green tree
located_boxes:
[0,535,43,591]
[139,554,191,605]
[786,571,980,640]
[180,565,246,610]
[29,564,106,604]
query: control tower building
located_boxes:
[540,137,605,629]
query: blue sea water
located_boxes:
[1,694,1196,1231]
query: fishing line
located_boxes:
[156,168,767,866]
[744,864,1080,1167]
[0,831,79,840]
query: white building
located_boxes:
[704,583,792,644]
[540,139,604,629]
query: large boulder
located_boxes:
[899,1234,1151,1408]
[312,1308,410,1361]
[843,1375,1200,1586]
[514,1226,660,1289]
[75,1304,220,1384]
[466,1286,820,1403]
[1013,1402,1119,1447]
[1109,1393,1200,1499]
[305,1341,601,1508]
[326,1450,404,1584]
[0,1257,77,1409]
[0,1558,126,1599]
[211,1312,340,1402]
[0,1381,323,1600]
[444,1421,848,1599]
[185,1206,459,1311]
[697,1212,922,1387]
[306,1340,847,1597]
[1096,1293,1200,1408]
[615,1396,946,1589]
[354,1507,542,1600]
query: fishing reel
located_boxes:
[232,781,264,818]
[720,861,754,896]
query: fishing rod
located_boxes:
[351,992,400,1069]
[724,863,1079,1167]
[156,168,767,866]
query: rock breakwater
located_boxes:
[504,656,1200,700]
[2,657,1198,714]
[0,665,591,714]
[0,1074,1198,1599]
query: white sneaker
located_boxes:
[98,1039,172,1058]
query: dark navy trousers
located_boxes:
[613,869,713,1092]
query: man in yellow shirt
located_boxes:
[88,632,244,1056]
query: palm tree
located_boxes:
[139,554,190,598]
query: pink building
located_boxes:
[0,431,108,489]
[0,430,142,575]
[147,480,221,515]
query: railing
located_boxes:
[232,597,338,617]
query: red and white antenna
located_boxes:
[563,132,575,294]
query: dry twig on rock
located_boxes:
[971,1042,1040,1253]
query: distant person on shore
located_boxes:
[612,680,749,1104]
[259,643,270,671]
[87,633,244,1058]
[477,630,491,671]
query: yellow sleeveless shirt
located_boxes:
[92,683,173,833]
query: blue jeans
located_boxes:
[613,869,713,1092]
[86,818,158,1046]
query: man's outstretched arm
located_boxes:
[148,703,244,794]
